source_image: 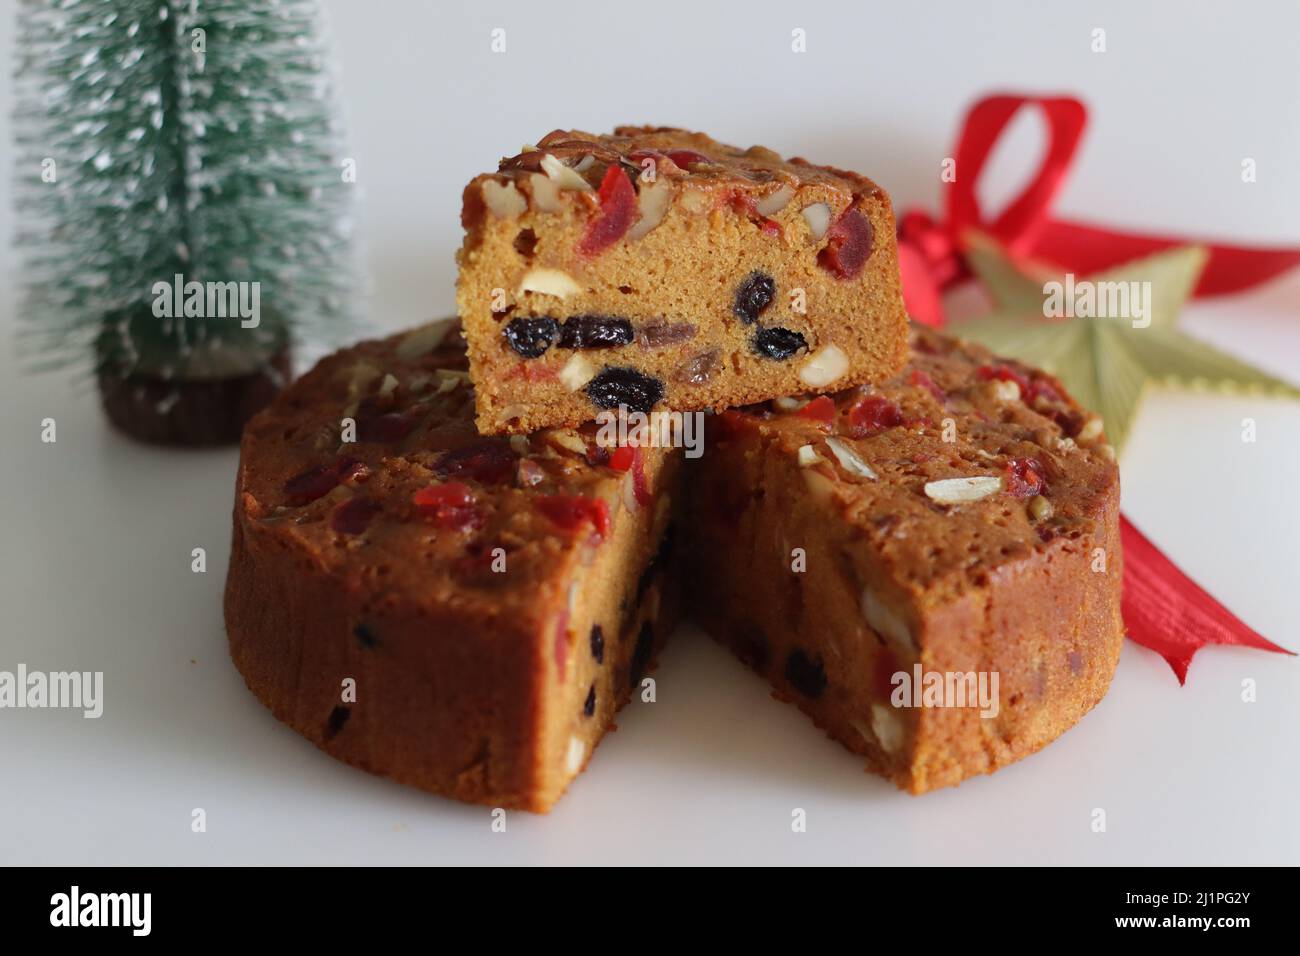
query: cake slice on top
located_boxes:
[456,126,909,434]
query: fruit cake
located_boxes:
[688,325,1123,793]
[224,319,682,812]
[456,126,909,434]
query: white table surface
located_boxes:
[2,0,1297,865]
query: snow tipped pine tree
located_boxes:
[14,0,355,444]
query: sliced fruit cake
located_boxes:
[688,324,1123,793]
[225,319,681,812]
[226,321,1123,807]
[457,126,909,434]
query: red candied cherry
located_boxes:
[284,457,367,506]
[578,165,638,256]
[847,395,903,437]
[606,444,637,472]
[817,207,875,279]
[981,365,1074,427]
[722,189,755,214]
[797,395,837,425]
[626,148,662,167]
[536,494,611,541]
[413,482,482,531]
[331,496,380,535]
[666,149,709,169]
[629,446,652,508]
[908,369,947,403]
[625,149,672,180]
[980,364,1061,406]
[709,409,759,441]
[720,190,783,238]
[1046,406,1086,438]
[871,648,900,701]
[358,409,421,443]
[607,443,651,509]
[434,439,516,486]
[976,363,1031,394]
[1004,458,1046,499]
[1026,376,1063,404]
[625,148,708,171]
[284,464,339,505]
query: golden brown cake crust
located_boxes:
[456,127,909,433]
[688,325,1124,793]
[224,320,680,812]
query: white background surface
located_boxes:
[1,0,1298,865]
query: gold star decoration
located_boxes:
[953,236,1300,452]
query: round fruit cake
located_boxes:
[224,319,681,812]
[226,318,1122,807]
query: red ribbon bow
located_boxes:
[897,93,1300,328]
[897,93,1297,682]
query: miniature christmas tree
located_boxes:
[13,0,355,444]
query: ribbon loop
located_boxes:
[947,94,1087,257]
[897,91,1300,326]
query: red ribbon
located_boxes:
[899,93,1298,681]
[897,93,1300,328]
[1121,517,1294,683]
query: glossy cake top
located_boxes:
[461,126,887,269]
[711,325,1120,600]
[236,320,667,612]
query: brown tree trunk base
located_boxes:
[97,352,292,447]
